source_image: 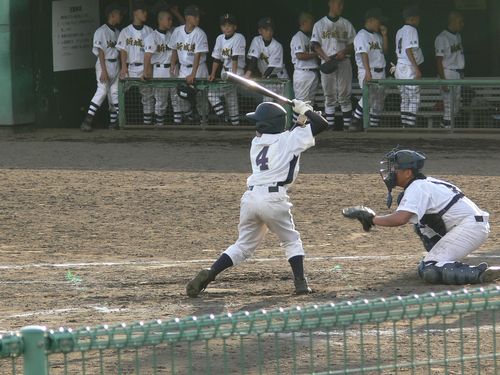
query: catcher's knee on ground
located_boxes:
[418,261,488,285]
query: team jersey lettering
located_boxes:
[256,146,270,171]
[321,29,348,40]
[259,52,269,64]
[221,47,233,58]
[126,38,144,47]
[450,43,463,53]
[369,41,381,50]
[107,40,116,48]
[156,44,169,53]
[176,42,195,52]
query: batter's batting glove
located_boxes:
[292,99,313,116]
[342,206,376,232]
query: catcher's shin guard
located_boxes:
[419,261,488,285]
[294,277,313,295]
[186,268,216,297]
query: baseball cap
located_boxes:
[257,16,274,29]
[220,13,237,25]
[364,8,387,23]
[132,0,148,11]
[105,2,125,17]
[184,4,201,17]
[403,5,420,19]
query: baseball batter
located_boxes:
[290,13,319,124]
[207,13,246,125]
[435,11,465,128]
[168,4,209,123]
[117,0,154,125]
[144,9,175,126]
[81,3,123,132]
[352,8,388,130]
[395,5,424,127]
[343,148,499,285]
[311,0,356,129]
[186,100,329,297]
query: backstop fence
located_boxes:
[361,78,500,130]
[1,285,499,374]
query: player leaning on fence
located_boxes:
[435,11,465,129]
[81,3,123,132]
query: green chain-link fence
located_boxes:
[118,78,294,129]
[1,285,499,374]
[360,78,500,130]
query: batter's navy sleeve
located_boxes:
[305,110,328,135]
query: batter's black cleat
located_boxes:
[80,115,93,132]
[294,277,313,295]
[480,266,500,283]
[186,268,216,297]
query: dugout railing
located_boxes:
[1,285,499,374]
[362,78,500,131]
[118,78,294,129]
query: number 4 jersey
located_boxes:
[247,126,315,188]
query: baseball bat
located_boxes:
[221,71,293,106]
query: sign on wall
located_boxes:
[52,0,100,72]
[454,0,487,10]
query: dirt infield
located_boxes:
[0,129,499,334]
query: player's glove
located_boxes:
[176,83,198,103]
[342,206,376,232]
[292,99,313,116]
[319,55,339,74]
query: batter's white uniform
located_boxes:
[88,24,120,123]
[224,125,316,265]
[117,24,154,124]
[397,177,489,266]
[435,30,465,125]
[395,24,424,127]
[290,31,319,104]
[311,16,356,127]
[353,29,386,127]
[208,32,246,125]
[168,25,209,119]
[144,29,177,125]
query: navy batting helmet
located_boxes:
[246,102,287,134]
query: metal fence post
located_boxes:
[118,79,126,129]
[21,326,48,375]
[362,82,370,130]
[285,79,294,129]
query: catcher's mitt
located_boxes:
[342,206,376,232]
[176,83,198,102]
[319,55,339,74]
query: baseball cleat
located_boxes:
[186,268,216,297]
[480,266,500,283]
[294,277,313,295]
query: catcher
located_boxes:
[343,148,499,285]
[186,100,329,297]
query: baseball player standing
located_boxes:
[343,148,499,285]
[117,0,154,125]
[186,100,329,297]
[81,3,123,132]
[290,12,319,124]
[144,9,175,126]
[395,5,424,127]
[435,11,465,129]
[352,8,388,130]
[208,13,246,125]
[168,4,209,123]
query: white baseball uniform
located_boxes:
[117,24,154,124]
[395,24,424,127]
[168,25,209,120]
[87,23,120,124]
[224,125,316,265]
[290,30,319,105]
[208,32,246,125]
[435,30,465,125]
[353,29,386,127]
[311,15,356,127]
[397,177,489,266]
[144,29,177,125]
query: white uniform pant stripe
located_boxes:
[395,63,420,126]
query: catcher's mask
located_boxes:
[379,147,426,207]
[246,102,287,134]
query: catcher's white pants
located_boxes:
[320,59,353,125]
[354,69,386,127]
[293,69,319,103]
[152,65,177,122]
[442,69,462,122]
[224,186,304,266]
[207,84,240,124]
[424,216,490,267]
[174,63,209,119]
[89,60,119,111]
[395,63,420,126]
[128,65,154,120]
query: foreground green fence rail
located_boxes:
[1,285,499,374]
[362,78,500,130]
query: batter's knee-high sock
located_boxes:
[325,112,335,127]
[143,113,153,125]
[87,101,99,117]
[210,253,233,276]
[343,110,352,128]
[288,255,305,280]
[353,103,363,120]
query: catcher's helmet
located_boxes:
[246,102,287,134]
